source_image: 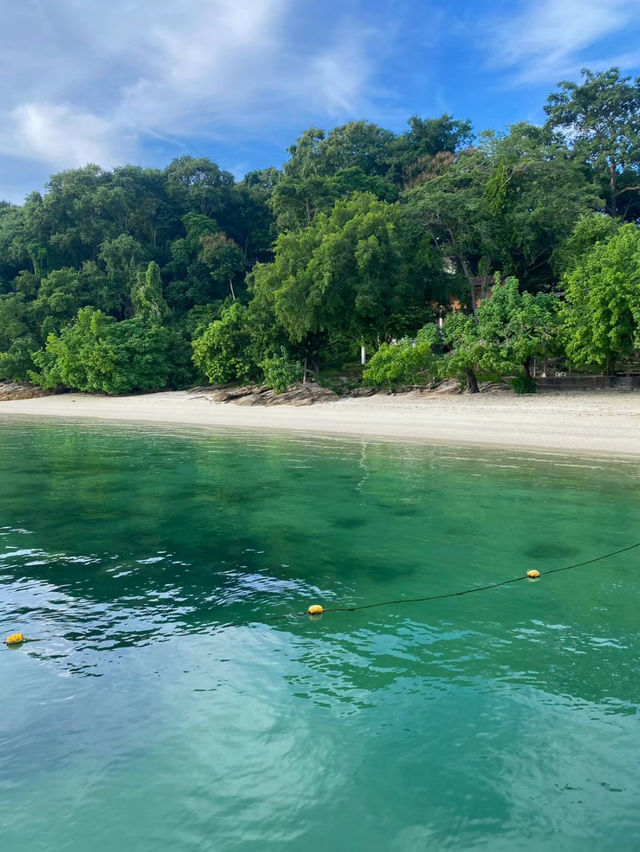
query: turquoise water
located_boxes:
[1,418,639,851]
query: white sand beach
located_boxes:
[1,389,639,457]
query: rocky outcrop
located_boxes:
[190,382,339,406]
[188,377,511,405]
[0,381,55,401]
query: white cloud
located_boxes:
[0,0,380,175]
[487,0,640,84]
[3,103,123,169]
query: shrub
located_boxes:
[511,375,537,394]
[363,325,439,389]
[260,348,302,393]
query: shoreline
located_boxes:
[1,390,640,458]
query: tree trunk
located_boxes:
[523,356,532,380]
[465,367,479,393]
[609,161,618,217]
[229,279,236,301]
[459,256,478,319]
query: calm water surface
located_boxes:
[1,418,639,851]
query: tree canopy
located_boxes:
[0,69,638,395]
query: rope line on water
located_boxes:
[229,539,640,627]
[5,540,640,644]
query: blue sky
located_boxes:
[2,0,640,202]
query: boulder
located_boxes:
[0,382,55,401]
[190,382,338,406]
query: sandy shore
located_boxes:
[1,390,639,457]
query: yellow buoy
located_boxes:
[308,604,324,615]
[5,633,24,645]
[526,570,541,580]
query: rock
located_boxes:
[430,378,462,395]
[264,383,338,406]
[347,387,377,398]
[234,393,269,406]
[0,382,55,401]
[191,382,339,406]
[478,381,512,394]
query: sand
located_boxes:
[1,389,639,457]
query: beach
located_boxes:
[1,389,639,457]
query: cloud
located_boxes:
[2,103,124,169]
[0,0,381,178]
[487,0,640,84]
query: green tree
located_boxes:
[553,213,621,276]
[545,67,640,216]
[363,325,440,389]
[407,124,596,304]
[31,307,190,394]
[251,192,440,358]
[442,277,561,392]
[98,234,147,316]
[391,114,473,185]
[198,233,246,300]
[131,261,169,320]
[192,302,259,385]
[166,156,234,217]
[561,224,640,373]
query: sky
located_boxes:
[1,0,640,203]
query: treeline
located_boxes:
[1,67,639,395]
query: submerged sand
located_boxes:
[1,390,639,457]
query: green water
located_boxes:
[1,419,639,851]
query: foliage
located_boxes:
[0,76,635,391]
[545,67,640,216]
[131,261,169,320]
[511,375,537,394]
[561,224,640,372]
[259,348,303,393]
[553,213,621,276]
[191,302,259,385]
[30,307,191,394]
[363,325,440,389]
[250,192,444,351]
[442,277,561,390]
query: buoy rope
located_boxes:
[6,541,640,643]
[230,539,640,626]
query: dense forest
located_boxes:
[1,67,640,395]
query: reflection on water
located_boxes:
[1,419,639,851]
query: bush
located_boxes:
[191,303,258,385]
[30,308,191,394]
[363,341,431,389]
[260,348,302,393]
[363,324,439,389]
[511,375,537,394]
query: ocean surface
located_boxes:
[1,418,639,851]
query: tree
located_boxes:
[391,114,474,185]
[442,277,561,392]
[250,192,441,359]
[363,325,440,389]
[406,124,597,304]
[0,293,36,379]
[98,234,147,317]
[545,67,640,216]
[198,232,246,300]
[165,156,234,218]
[31,307,190,394]
[553,213,621,276]
[192,302,259,385]
[131,261,169,320]
[561,224,640,373]
[406,145,496,314]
